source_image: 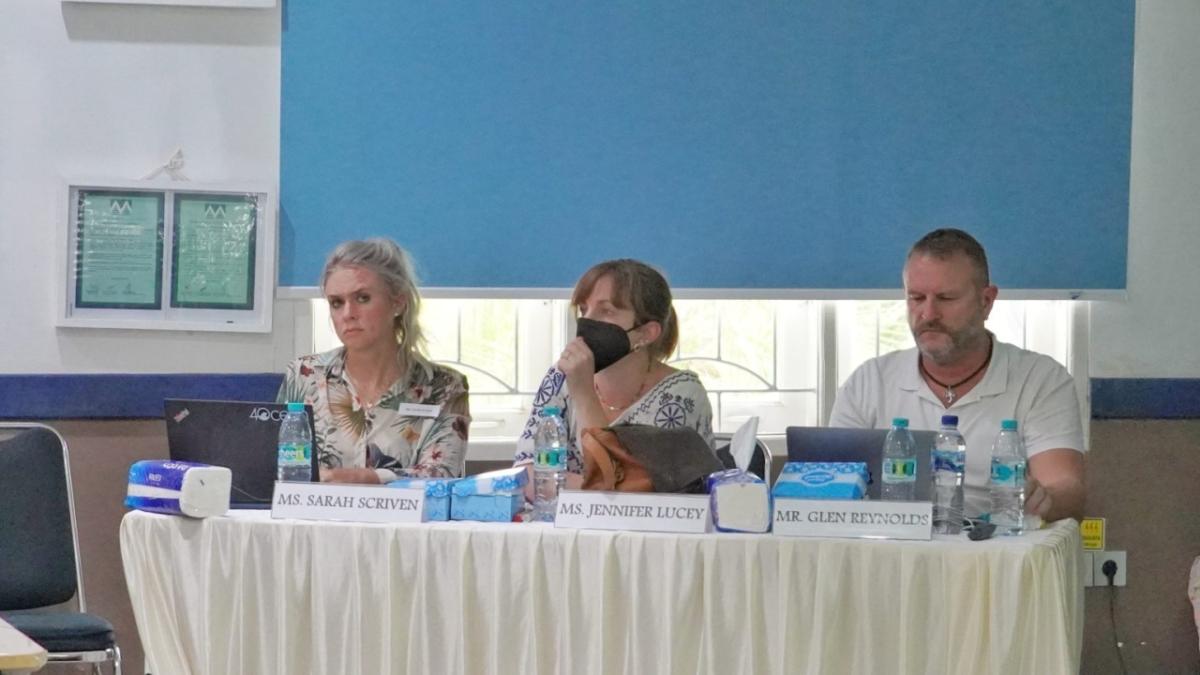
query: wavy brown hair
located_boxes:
[571,259,679,361]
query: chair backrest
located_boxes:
[0,424,84,612]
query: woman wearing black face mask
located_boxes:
[513,259,715,489]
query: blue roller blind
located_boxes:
[281,1,1133,291]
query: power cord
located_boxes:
[1103,560,1128,675]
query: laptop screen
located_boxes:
[785,426,937,500]
[164,399,320,508]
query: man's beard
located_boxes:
[911,318,989,366]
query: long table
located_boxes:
[120,510,1082,675]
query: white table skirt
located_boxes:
[120,511,1082,675]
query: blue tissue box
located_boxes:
[772,462,869,500]
[450,466,528,522]
[387,477,455,521]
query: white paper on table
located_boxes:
[730,416,760,471]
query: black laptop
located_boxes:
[785,426,938,500]
[164,399,320,508]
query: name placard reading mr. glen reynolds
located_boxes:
[271,481,425,524]
[555,490,711,534]
[772,498,933,540]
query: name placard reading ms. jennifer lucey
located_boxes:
[773,498,932,540]
[554,490,711,534]
[271,482,425,524]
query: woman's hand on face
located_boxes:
[557,337,596,389]
[319,467,382,484]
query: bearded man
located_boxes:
[830,228,1085,522]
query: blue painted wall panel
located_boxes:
[1090,379,1200,420]
[0,374,283,420]
[4,375,1195,420]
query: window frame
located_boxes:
[285,287,1090,461]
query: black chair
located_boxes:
[0,423,122,675]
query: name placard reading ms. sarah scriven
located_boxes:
[271,482,425,524]
[773,498,933,541]
[554,490,711,534]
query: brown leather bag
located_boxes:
[580,427,654,492]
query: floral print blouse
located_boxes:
[277,347,470,482]
[513,366,714,474]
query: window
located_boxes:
[313,297,1078,447]
[672,300,821,435]
[313,298,566,443]
[835,300,1074,386]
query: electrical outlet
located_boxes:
[1093,550,1127,587]
[1082,552,1095,586]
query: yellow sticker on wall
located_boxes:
[1080,517,1105,550]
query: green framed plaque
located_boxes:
[75,190,165,309]
[171,193,258,310]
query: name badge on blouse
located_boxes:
[396,402,441,418]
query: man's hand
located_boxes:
[1024,476,1053,519]
[1025,449,1085,522]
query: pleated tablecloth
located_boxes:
[120,511,1082,675]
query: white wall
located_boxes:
[1088,0,1200,379]
[1,0,1196,379]
[0,0,296,374]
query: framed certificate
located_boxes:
[74,189,165,310]
[60,179,276,333]
[171,193,258,310]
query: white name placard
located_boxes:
[554,490,711,534]
[271,482,425,524]
[772,498,933,540]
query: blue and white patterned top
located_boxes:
[514,367,715,474]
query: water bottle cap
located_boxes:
[287,401,305,413]
[891,417,909,428]
[1001,419,1018,430]
[541,406,561,417]
[941,414,958,427]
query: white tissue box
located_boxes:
[707,469,771,533]
[125,460,231,518]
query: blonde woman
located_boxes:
[279,238,470,483]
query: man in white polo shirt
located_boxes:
[830,228,1086,522]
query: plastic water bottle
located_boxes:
[532,406,569,522]
[932,414,966,534]
[277,402,313,482]
[989,419,1027,535]
[881,417,917,501]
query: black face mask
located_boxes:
[576,317,634,372]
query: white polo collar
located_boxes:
[898,335,1009,408]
